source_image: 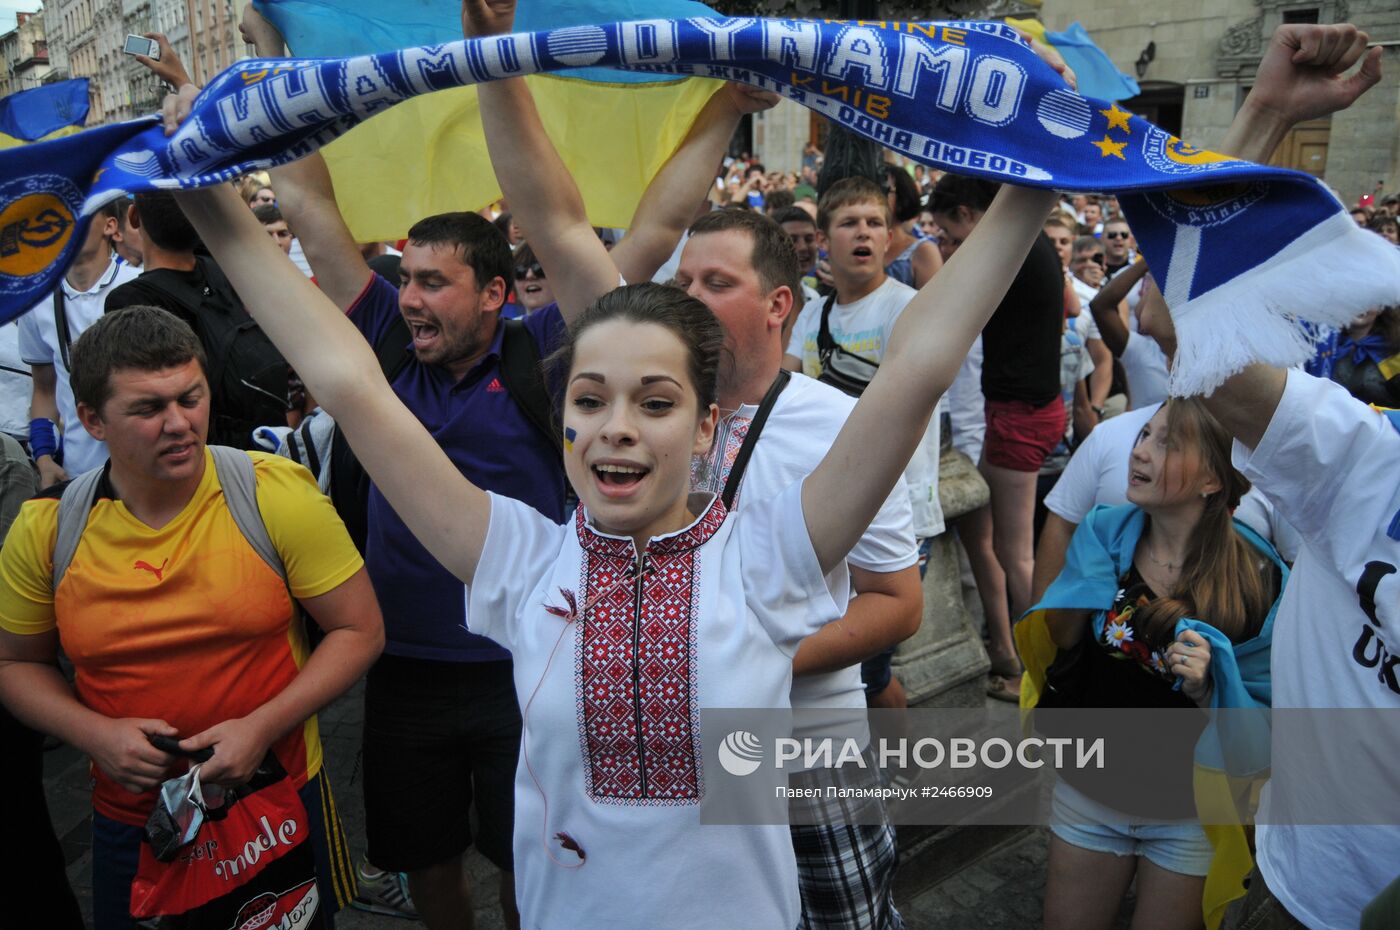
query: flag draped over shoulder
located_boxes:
[1015,504,1287,928]
[0,79,90,148]
[1,17,1398,394]
[251,0,726,240]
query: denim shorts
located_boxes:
[1049,780,1212,877]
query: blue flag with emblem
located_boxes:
[0,78,90,145]
[1,18,1397,394]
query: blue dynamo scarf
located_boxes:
[2,18,1398,393]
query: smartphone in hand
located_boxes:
[148,733,213,763]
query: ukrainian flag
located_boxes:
[0,79,90,149]
[1005,18,1140,103]
[253,0,725,240]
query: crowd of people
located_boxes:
[0,7,1396,930]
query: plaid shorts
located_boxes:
[788,752,905,930]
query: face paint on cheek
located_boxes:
[564,427,576,453]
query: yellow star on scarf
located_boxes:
[1091,135,1127,160]
[1100,104,1132,133]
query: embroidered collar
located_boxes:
[575,492,728,558]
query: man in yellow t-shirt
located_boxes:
[0,305,384,929]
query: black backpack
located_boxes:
[107,257,290,449]
[327,313,558,554]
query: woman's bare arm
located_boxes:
[174,184,491,585]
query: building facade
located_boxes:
[1,11,54,98]
[1038,0,1400,204]
[39,0,247,124]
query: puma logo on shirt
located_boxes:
[133,558,169,582]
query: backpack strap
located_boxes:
[498,318,559,449]
[324,307,414,556]
[377,314,414,384]
[721,370,790,509]
[816,293,880,369]
[52,467,105,593]
[295,417,321,479]
[816,292,838,361]
[53,285,73,372]
[209,446,286,583]
[52,450,286,594]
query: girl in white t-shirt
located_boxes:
[179,175,1063,927]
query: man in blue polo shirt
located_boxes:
[342,213,562,930]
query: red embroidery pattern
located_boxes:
[573,499,727,804]
[691,412,750,500]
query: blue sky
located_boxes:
[1,1,43,34]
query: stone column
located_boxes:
[754,95,811,174]
[895,446,992,704]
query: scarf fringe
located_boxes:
[1169,214,1400,397]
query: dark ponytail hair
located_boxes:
[883,165,923,223]
[1135,398,1273,648]
[549,283,726,413]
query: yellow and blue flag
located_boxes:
[251,0,726,239]
[1006,19,1139,103]
[0,79,90,148]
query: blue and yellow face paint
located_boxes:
[563,427,576,454]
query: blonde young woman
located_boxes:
[1026,399,1286,929]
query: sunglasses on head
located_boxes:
[514,261,545,280]
[1104,230,1131,240]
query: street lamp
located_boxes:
[1135,41,1156,79]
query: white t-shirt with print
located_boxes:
[691,372,917,718]
[1044,400,1299,561]
[17,255,138,473]
[786,277,943,536]
[468,483,849,929]
[1234,371,1400,930]
[787,277,915,379]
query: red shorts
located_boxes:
[983,397,1066,472]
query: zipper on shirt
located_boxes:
[630,550,650,798]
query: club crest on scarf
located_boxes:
[0,176,80,289]
[2,16,1398,393]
